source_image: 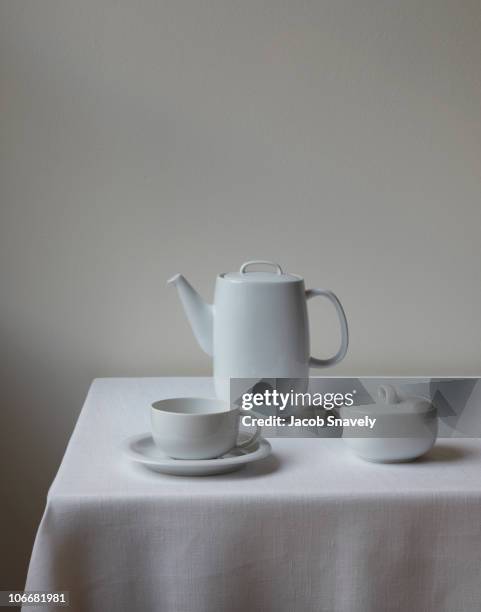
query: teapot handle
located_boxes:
[306,289,349,368]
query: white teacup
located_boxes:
[151,397,261,459]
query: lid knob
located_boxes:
[239,261,283,275]
[377,384,399,405]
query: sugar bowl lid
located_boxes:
[221,260,301,283]
[342,384,435,416]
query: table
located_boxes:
[25,378,481,612]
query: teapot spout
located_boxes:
[168,274,214,356]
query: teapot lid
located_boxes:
[221,261,301,283]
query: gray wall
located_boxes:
[1,0,480,589]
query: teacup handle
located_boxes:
[237,409,262,449]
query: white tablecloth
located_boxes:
[25,378,481,612]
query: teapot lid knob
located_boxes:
[240,261,283,275]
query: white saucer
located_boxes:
[123,432,272,476]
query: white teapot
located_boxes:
[169,260,348,400]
